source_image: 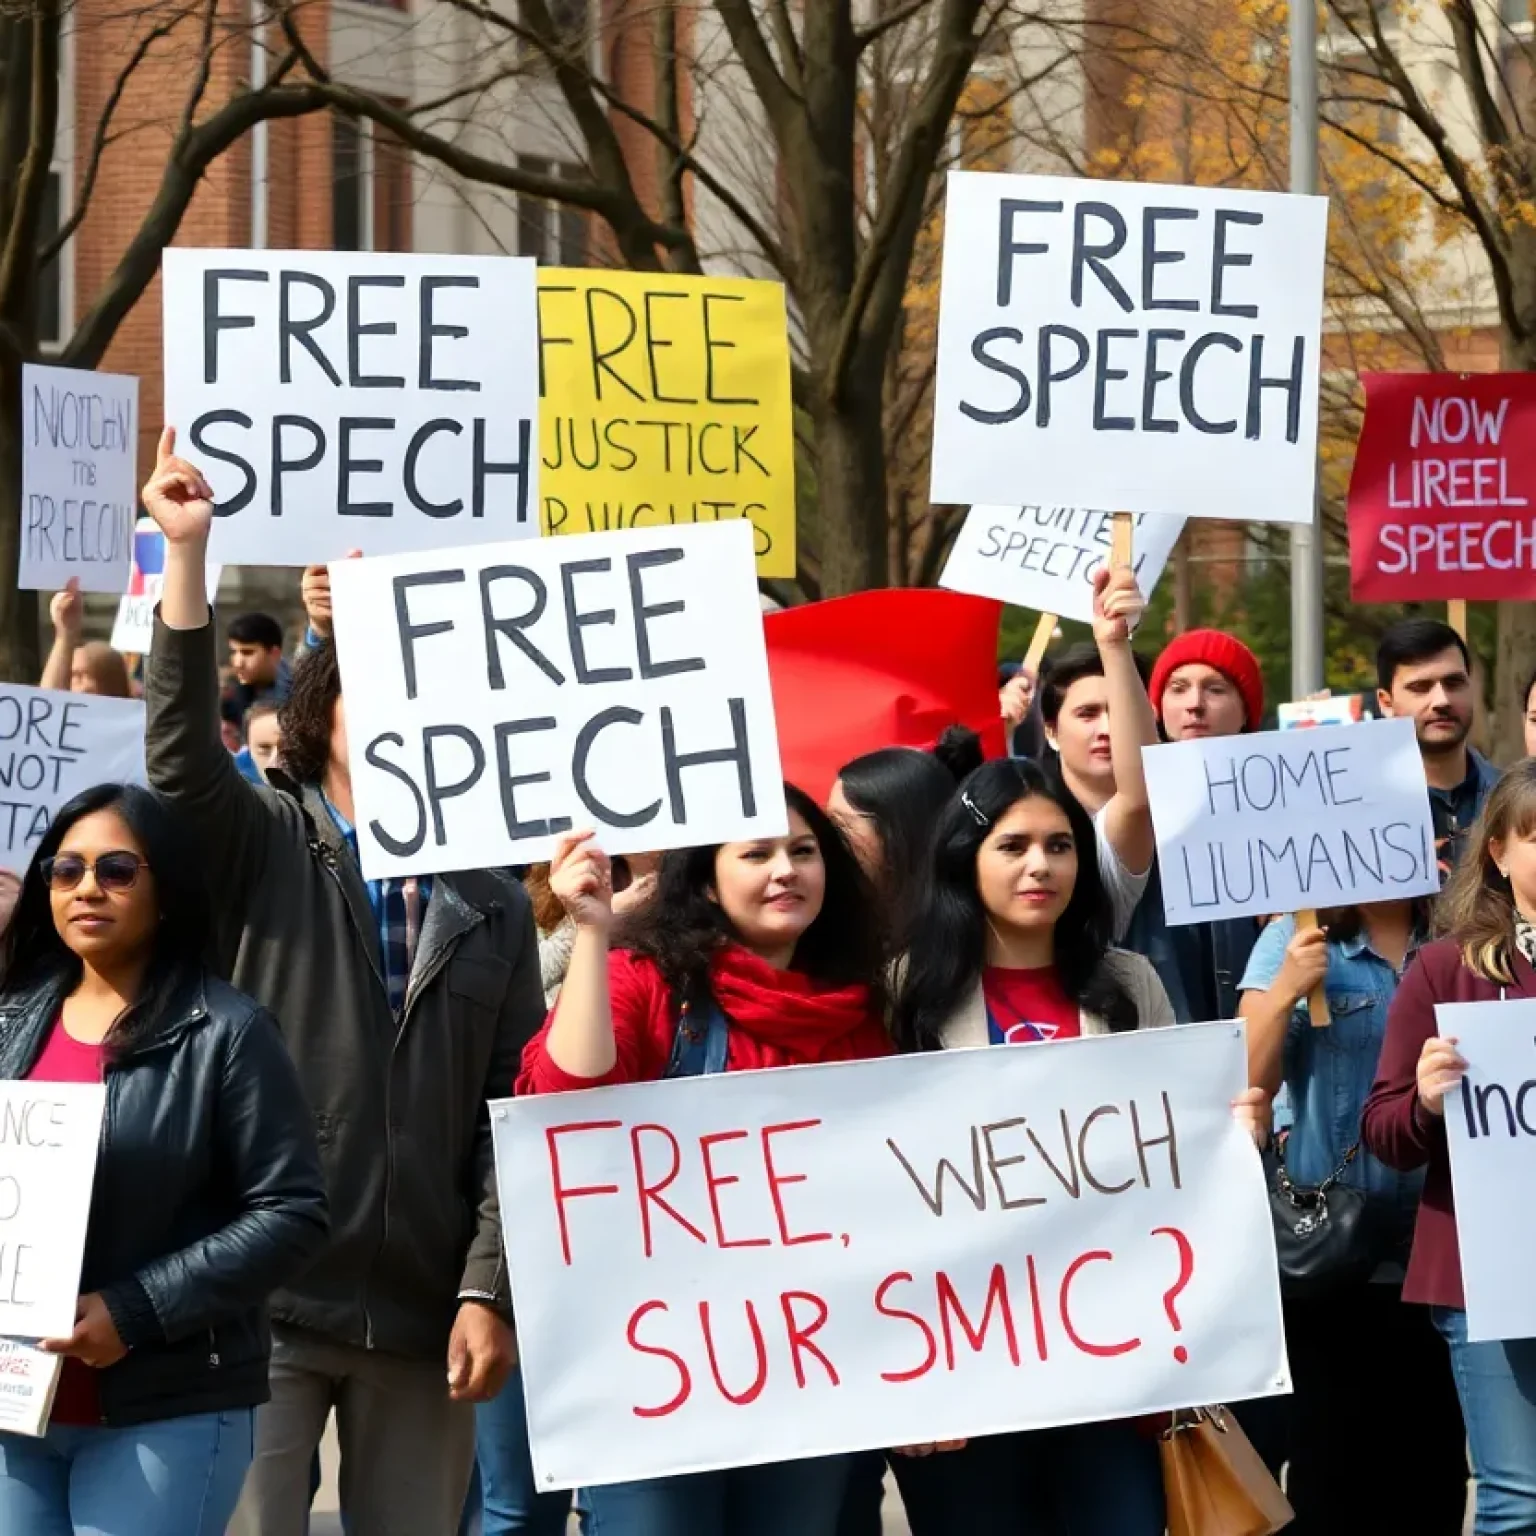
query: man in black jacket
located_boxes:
[140,431,546,1536]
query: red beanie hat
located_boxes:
[1149,630,1265,730]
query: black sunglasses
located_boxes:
[39,852,147,893]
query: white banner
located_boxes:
[0,687,146,878]
[940,506,1184,622]
[330,521,786,879]
[0,1081,106,1338]
[162,249,540,565]
[493,1024,1289,1489]
[1439,999,1536,1342]
[110,519,222,654]
[19,364,139,595]
[1142,717,1439,924]
[931,172,1328,524]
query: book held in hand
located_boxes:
[0,1339,63,1436]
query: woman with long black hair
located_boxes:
[517,784,890,1536]
[828,731,981,953]
[891,758,1265,1535]
[0,784,326,1536]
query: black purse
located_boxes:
[1266,1133,1382,1299]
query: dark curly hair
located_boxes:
[615,784,885,1006]
[892,757,1134,1051]
[278,643,341,786]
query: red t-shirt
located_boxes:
[982,965,1080,1046]
[26,1017,104,1426]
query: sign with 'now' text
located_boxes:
[1349,372,1536,602]
[493,1024,1288,1489]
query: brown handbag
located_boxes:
[1159,1406,1295,1536]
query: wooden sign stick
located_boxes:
[1023,612,1056,676]
[1111,511,1134,570]
[1295,907,1330,1027]
[1447,600,1468,643]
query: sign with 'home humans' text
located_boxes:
[1349,373,1536,602]
[1142,717,1439,925]
[940,506,1184,623]
[539,269,796,579]
[0,1081,106,1337]
[1439,999,1536,1341]
[931,172,1327,524]
[330,521,786,879]
[19,364,139,594]
[0,686,145,878]
[493,1023,1287,1489]
[162,248,539,565]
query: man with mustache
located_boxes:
[1375,618,1497,876]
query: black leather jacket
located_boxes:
[0,971,328,1427]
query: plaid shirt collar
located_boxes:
[320,795,432,1016]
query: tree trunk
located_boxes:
[1495,603,1535,762]
[0,351,39,682]
[1494,326,1536,761]
[809,366,889,595]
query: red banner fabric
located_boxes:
[1348,371,1536,602]
[764,589,1006,803]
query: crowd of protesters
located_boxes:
[0,427,1529,1536]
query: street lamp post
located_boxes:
[1289,0,1325,696]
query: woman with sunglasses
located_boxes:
[0,784,327,1536]
[890,758,1267,1536]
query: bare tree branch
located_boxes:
[826,0,986,403]
[40,17,179,268]
[0,1,58,320]
[64,76,327,366]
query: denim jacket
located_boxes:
[1123,857,1258,1023]
[1241,916,1424,1252]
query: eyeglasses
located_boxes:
[39,852,147,893]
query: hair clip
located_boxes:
[961,791,989,829]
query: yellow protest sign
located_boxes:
[537,269,796,578]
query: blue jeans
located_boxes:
[0,1408,255,1536]
[1435,1306,1536,1535]
[581,1453,850,1536]
[895,1420,1165,1536]
[460,1369,570,1536]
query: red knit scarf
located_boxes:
[706,945,891,1067]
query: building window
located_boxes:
[332,112,412,253]
[516,156,589,264]
[333,114,370,252]
[36,169,62,346]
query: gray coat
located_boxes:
[146,617,545,1361]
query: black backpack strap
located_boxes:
[664,992,730,1079]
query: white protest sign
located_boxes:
[931,172,1328,524]
[0,1081,106,1338]
[0,687,146,877]
[493,1023,1288,1489]
[330,520,786,879]
[1142,716,1439,925]
[1438,999,1536,1342]
[19,364,139,594]
[162,249,540,565]
[110,519,222,655]
[940,506,1184,622]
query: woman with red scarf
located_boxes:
[516,783,890,1535]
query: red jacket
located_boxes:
[517,944,891,1095]
[1363,937,1536,1309]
